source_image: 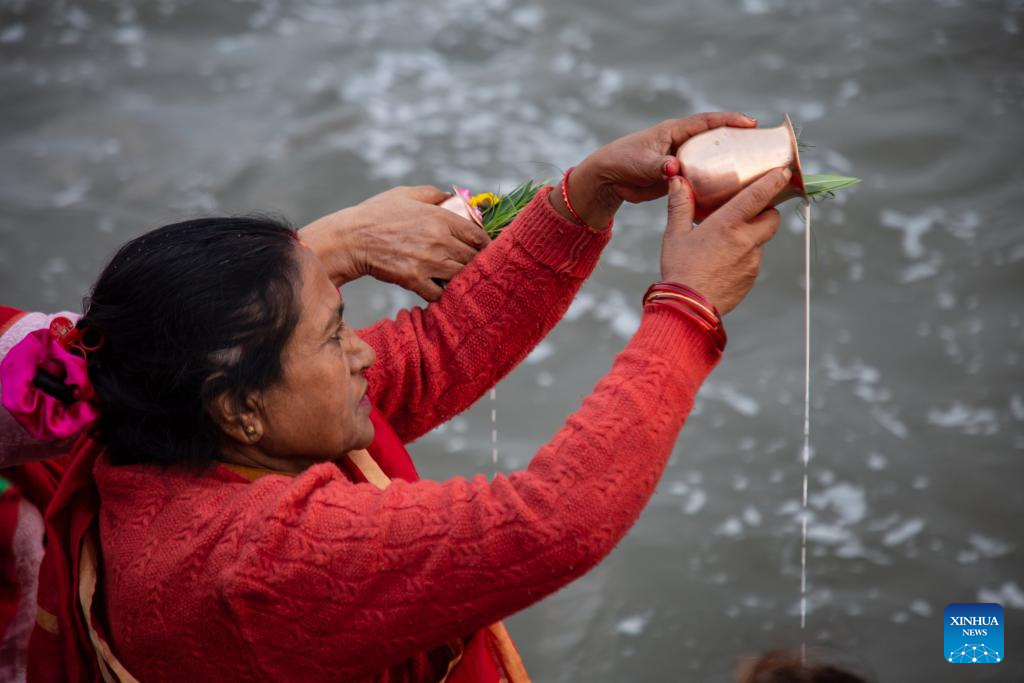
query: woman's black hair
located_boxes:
[78,215,301,468]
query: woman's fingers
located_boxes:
[435,230,480,265]
[709,167,791,229]
[412,278,446,303]
[745,208,782,247]
[438,210,491,250]
[613,180,670,204]
[665,177,695,235]
[393,184,452,205]
[659,112,757,150]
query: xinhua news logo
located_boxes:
[945,603,1004,663]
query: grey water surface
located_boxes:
[2,0,1022,681]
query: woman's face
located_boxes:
[253,246,377,466]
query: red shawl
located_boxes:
[26,405,527,682]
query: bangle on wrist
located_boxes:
[561,166,614,231]
[643,281,727,350]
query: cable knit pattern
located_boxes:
[89,189,723,682]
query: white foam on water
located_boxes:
[978,582,1024,609]
[741,0,773,15]
[909,600,933,617]
[615,611,653,636]
[823,354,885,403]
[524,340,554,364]
[937,289,956,309]
[927,401,999,436]
[563,288,643,339]
[899,257,942,283]
[945,209,981,243]
[810,483,867,525]
[796,101,826,122]
[870,406,909,439]
[956,533,1013,565]
[509,5,544,31]
[593,290,641,339]
[715,517,744,538]
[682,489,706,516]
[879,208,942,260]
[701,382,761,416]
[804,482,873,560]
[604,248,648,272]
[835,78,861,104]
[0,24,26,44]
[565,292,596,321]
[112,26,144,46]
[882,518,925,547]
[1010,394,1024,421]
[667,481,690,497]
[51,181,90,208]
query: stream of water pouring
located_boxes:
[800,199,812,665]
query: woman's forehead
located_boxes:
[296,247,342,322]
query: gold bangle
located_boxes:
[644,291,718,323]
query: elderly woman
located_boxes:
[0,112,788,682]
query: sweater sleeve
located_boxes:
[218,307,722,681]
[0,309,81,468]
[357,186,611,444]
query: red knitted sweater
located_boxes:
[93,188,722,681]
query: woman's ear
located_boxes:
[211,391,264,445]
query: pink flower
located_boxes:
[438,185,483,227]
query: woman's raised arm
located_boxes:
[358,112,759,444]
[358,185,610,443]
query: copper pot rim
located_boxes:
[782,112,808,197]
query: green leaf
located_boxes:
[803,173,861,198]
[481,179,549,238]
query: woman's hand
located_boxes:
[550,112,757,230]
[659,168,789,315]
[300,186,491,301]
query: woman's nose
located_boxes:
[348,334,376,373]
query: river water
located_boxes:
[1,0,1022,680]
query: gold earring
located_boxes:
[244,424,257,437]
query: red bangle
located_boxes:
[561,167,613,231]
[643,281,727,350]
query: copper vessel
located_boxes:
[677,113,807,219]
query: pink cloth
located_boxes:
[0,311,80,468]
[0,327,99,441]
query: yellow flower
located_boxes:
[469,192,501,211]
